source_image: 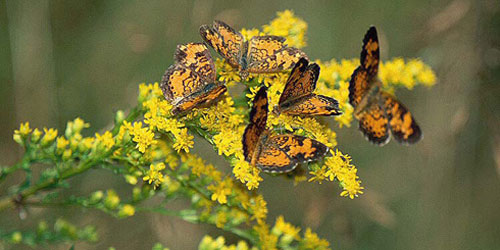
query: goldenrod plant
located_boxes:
[0,10,435,249]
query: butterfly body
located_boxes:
[353,80,382,119]
[243,87,329,173]
[349,27,421,145]
[161,43,227,115]
[274,58,341,117]
[200,21,306,80]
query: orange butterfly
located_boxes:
[349,26,422,145]
[200,20,307,80]
[243,86,329,173]
[160,43,227,115]
[274,58,342,116]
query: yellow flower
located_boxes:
[232,156,262,190]
[138,82,163,103]
[322,150,364,199]
[62,149,72,160]
[215,211,227,228]
[31,128,42,143]
[171,128,194,153]
[198,235,250,250]
[124,175,138,185]
[104,189,120,209]
[273,216,300,240]
[240,28,263,40]
[65,117,89,136]
[95,131,115,150]
[79,137,95,152]
[118,204,135,217]
[263,10,307,48]
[253,223,278,250]
[308,166,327,184]
[143,162,166,189]
[250,195,268,224]
[301,228,330,250]
[14,122,32,137]
[216,58,241,86]
[56,137,69,151]
[208,178,233,204]
[128,122,157,153]
[41,128,58,146]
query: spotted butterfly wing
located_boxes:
[256,134,328,173]
[277,58,341,116]
[199,20,243,67]
[160,43,227,115]
[242,87,268,162]
[349,26,379,108]
[382,92,422,144]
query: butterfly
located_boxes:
[273,57,342,116]
[349,26,422,145]
[160,43,227,115]
[199,20,307,80]
[243,86,329,173]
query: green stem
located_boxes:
[0,106,142,212]
[0,153,31,182]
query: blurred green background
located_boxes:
[1,0,499,249]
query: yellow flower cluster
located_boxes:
[262,10,308,48]
[143,162,166,189]
[138,83,194,153]
[178,150,330,249]
[379,58,437,89]
[198,235,253,250]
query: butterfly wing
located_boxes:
[382,92,422,144]
[246,35,286,65]
[349,26,380,107]
[358,101,390,145]
[199,20,243,67]
[255,142,297,173]
[360,26,380,76]
[171,83,227,115]
[280,94,341,116]
[279,58,318,105]
[246,47,307,74]
[174,43,216,83]
[256,134,329,173]
[242,87,268,162]
[160,64,204,104]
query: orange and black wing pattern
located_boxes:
[246,35,306,73]
[174,43,216,82]
[382,92,422,144]
[279,58,317,104]
[349,26,379,107]
[247,35,286,64]
[242,86,329,173]
[280,94,341,116]
[160,43,226,115]
[255,142,296,173]
[242,86,268,162]
[161,64,204,104]
[199,20,243,67]
[172,82,227,115]
[277,58,341,116]
[358,102,390,145]
[247,47,307,74]
[256,134,328,173]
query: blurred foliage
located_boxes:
[0,0,499,250]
